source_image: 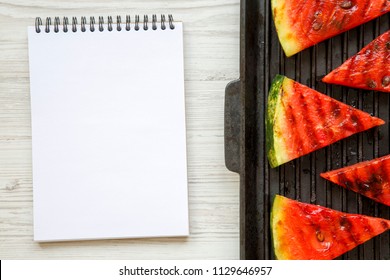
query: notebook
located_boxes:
[28,15,189,242]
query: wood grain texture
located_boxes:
[0,0,240,259]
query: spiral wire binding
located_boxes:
[161,14,166,30]
[34,15,176,33]
[81,16,87,32]
[152,14,157,30]
[116,16,122,31]
[54,17,60,33]
[90,16,95,32]
[72,17,77,32]
[126,15,131,31]
[63,17,69,32]
[45,17,51,33]
[168,14,175,29]
[35,17,42,33]
[135,15,140,31]
[108,16,113,31]
[143,15,148,31]
[99,16,104,32]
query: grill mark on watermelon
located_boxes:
[337,172,353,190]
[361,0,372,19]
[380,220,389,230]
[340,215,351,231]
[381,0,389,12]
[355,178,371,196]
[361,43,377,89]
[293,84,320,150]
[351,163,384,200]
[359,216,376,238]
[328,215,359,255]
[320,97,341,142]
[351,110,364,130]
[342,217,361,245]
[313,90,327,119]
[330,3,350,32]
[330,100,342,119]
[340,109,364,133]
[310,88,334,144]
[340,59,352,85]
[332,214,361,251]
[346,51,361,85]
[379,156,390,186]
[283,85,309,155]
[337,164,382,198]
[366,164,384,199]
[315,90,337,146]
[290,0,307,35]
[338,216,358,249]
[363,222,374,239]
[333,100,351,129]
[339,210,380,245]
[282,93,305,156]
[360,39,377,90]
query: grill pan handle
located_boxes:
[224,79,241,173]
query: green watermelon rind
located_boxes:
[266,74,285,168]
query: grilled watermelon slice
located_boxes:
[266,75,384,168]
[321,154,390,206]
[271,195,390,260]
[323,30,390,92]
[271,0,390,57]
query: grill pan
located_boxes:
[225,0,390,259]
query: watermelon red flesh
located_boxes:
[272,0,390,57]
[266,75,385,168]
[323,30,390,92]
[321,154,390,206]
[271,195,390,260]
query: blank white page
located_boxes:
[28,20,188,241]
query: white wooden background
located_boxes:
[0,0,240,259]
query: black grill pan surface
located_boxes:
[225,0,390,259]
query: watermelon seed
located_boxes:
[382,76,390,87]
[386,42,390,50]
[340,216,351,231]
[312,22,322,31]
[340,1,353,9]
[367,80,377,89]
[316,231,324,242]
